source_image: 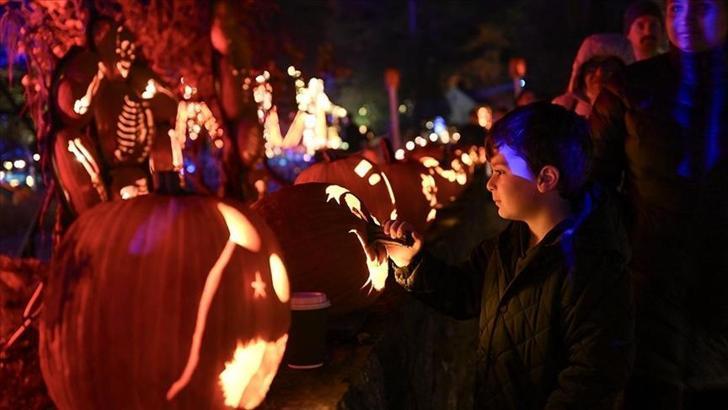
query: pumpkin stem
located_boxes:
[153,171,185,195]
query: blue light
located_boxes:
[433,116,446,134]
[186,164,196,174]
[520,79,526,88]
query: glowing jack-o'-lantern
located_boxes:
[253,183,390,316]
[40,195,290,409]
[418,155,470,205]
[294,156,397,224]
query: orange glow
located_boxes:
[219,335,288,409]
[420,157,440,168]
[477,106,493,129]
[141,79,157,99]
[269,253,290,303]
[167,240,236,401]
[217,203,261,251]
[325,185,367,221]
[348,229,388,291]
[427,208,437,222]
[420,174,438,207]
[354,159,373,178]
[72,66,104,115]
[381,172,397,207]
[168,204,262,400]
[367,173,381,185]
[67,138,107,201]
[461,152,473,166]
[420,157,469,191]
[251,272,267,299]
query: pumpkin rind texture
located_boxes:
[294,156,396,225]
[253,183,387,317]
[40,195,290,409]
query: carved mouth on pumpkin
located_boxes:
[325,185,388,292]
[219,335,288,409]
[167,202,290,405]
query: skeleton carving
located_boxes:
[114,95,154,162]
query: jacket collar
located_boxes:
[495,219,572,302]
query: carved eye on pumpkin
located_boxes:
[295,156,397,225]
[40,196,290,409]
[323,184,388,291]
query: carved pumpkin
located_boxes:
[294,156,396,224]
[379,160,439,233]
[410,145,470,205]
[40,195,290,409]
[253,183,388,316]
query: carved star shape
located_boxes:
[251,271,267,299]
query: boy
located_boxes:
[373,103,634,409]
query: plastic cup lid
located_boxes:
[290,292,331,310]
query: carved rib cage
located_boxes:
[114,95,154,163]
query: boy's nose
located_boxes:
[486,177,496,191]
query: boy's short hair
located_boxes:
[485,102,592,200]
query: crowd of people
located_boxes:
[373,1,728,408]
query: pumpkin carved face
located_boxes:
[40,195,290,409]
[253,183,387,316]
[294,156,397,225]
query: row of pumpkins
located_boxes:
[39,143,483,409]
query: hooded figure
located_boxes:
[553,33,635,117]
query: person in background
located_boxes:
[515,89,540,106]
[625,1,667,61]
[445,73,477,126]
[553,33,634,117]
[590,0,728,407]
[372,103,634,409]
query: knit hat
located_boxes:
[623,1,664,34]
[567,33,635,92]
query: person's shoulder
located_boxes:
[563,192,630,282]
[624,53,672,90]
[626,53,671,75]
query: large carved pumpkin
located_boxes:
[294,156,396,225]
[40,195,290,409]
[253,183,388,316]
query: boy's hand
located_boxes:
[381,220,423,267]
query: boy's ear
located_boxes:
[536,165,560,193]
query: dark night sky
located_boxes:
[276,0,640,130]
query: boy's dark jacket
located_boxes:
[394,191,634,409]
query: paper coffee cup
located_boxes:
[286,292,331,369]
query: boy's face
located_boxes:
[666,0,728,52]
[486,145,540,221]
